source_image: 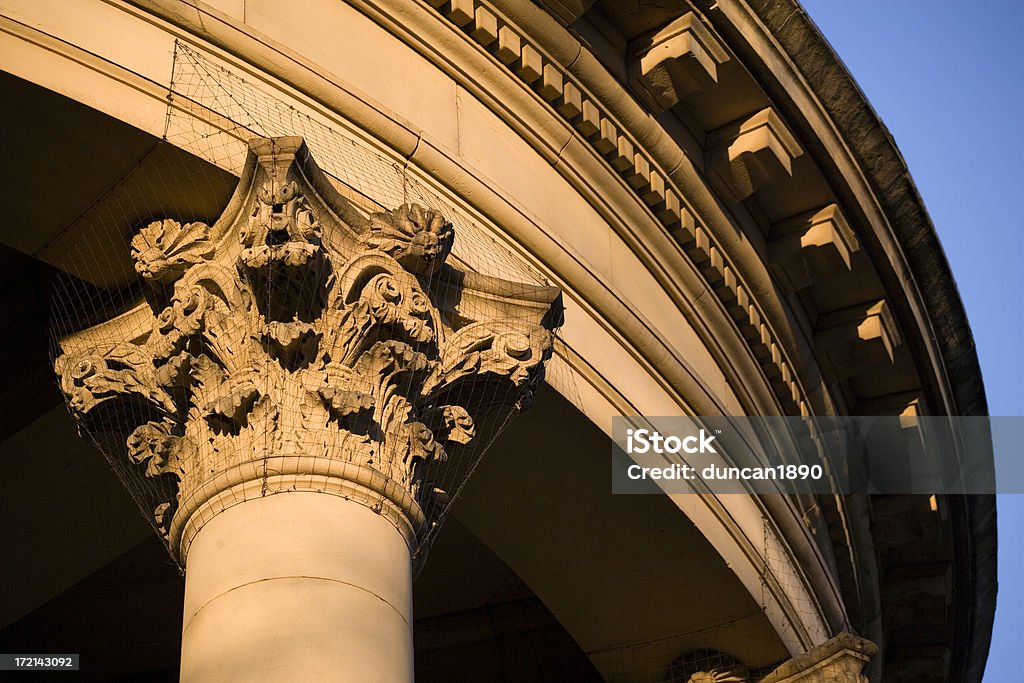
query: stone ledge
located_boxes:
[760,632,877,683]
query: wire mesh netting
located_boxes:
[164,41,548,287]
[589,613,767,682]
[49,40,562,569]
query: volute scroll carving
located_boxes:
[54,136,563,560]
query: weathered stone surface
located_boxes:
[534,0,596,25]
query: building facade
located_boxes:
[0,1,995,681]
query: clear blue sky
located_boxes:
[798,1,1023,681]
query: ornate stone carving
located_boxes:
[687,672,745,683]
[131,219,214,283]
[663,649,749,683]
[54,136,562,558]
[365,203,454,273]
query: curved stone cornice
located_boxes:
[367,0,816,418]
[54,136,563,561]
[699,0,984,421]
[686,4,994,681]
[477,0,823,415]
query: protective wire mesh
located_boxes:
[164,41,547,287]
[49,40,560,568]
[759,517,823,651]
[588,612,769,682]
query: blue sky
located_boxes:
[798,2,1023,680]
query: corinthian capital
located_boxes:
[54,137,562,561]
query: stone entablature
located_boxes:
[411,0,907,418]
[54,136,562,561]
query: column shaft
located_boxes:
[180,492,414,682]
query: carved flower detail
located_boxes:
[131,219,213,284]
[356,340,431,378]
[396,204,450,257]
[366,203,454,272]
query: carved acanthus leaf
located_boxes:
[262,321,320,368]
[131,219,213,284]
[397,421,443,465]
[204,370,261,423]
[319,386,375,420]
[55,344,175,417]
[127,420,192,478]
[354,340,431,385]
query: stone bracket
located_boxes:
[629,12,731,113]
[769,204,860,292]
[814,300,902,381]
[708,107,803,201]
[759,631,877,683]
[855,391,925,422]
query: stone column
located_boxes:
[180,493,414,681]
[54,137,562,682]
